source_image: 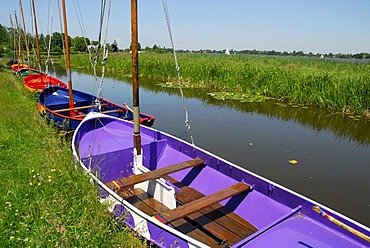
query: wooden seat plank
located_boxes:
[73,109,123,118]
[53,104,106,113]
[155,182,250,224]
[106,158,204,190]
[163,175,258,236]
[117,187,221,247]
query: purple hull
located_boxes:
[72,112,369,247]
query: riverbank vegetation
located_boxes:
[68,52,370,118]
[0,61,144,247]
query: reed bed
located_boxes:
[68,52,370,116]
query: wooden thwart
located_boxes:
[163,175,258,236]
[155,182,250,224]
[73,109,123,118]
[106,158,204,190]
[53,104,106,113]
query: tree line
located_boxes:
[0,24,118,58]
[1,23,369,60]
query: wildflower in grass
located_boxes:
[37,182,41,186]
[48,179,52,182]
[29,182,32,185]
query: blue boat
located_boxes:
[38,86,155,130]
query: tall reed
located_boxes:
[68,53,370,115]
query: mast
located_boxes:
[131,0,141,155]
[31,0,42,72]
[14,11,23,63]
[61,0,75,109]
[19,0,30,66]
[9,15,17,60]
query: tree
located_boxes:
[73,36,89,52]
[111,40,118,52]
[0,25,9,56]
[50,32,72,54]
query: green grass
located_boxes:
[67,52,370,117]
[0,61,144,247]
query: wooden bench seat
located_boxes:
[118,187,221,247]
[73,109,123,118]
[163,175,258,237]
[53,104,107,113]
[154,182,250,224]
[106,158,204,190]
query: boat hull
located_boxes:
[72,113,369,247]
[38,86,155,130]
[11,63,29,73]
[24,74,67,92]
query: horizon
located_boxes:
[1,0,369,55]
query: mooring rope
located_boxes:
[162,0,195,145]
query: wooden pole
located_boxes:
[312,206,370,242]
[19,0,30,67]
[31,0,42,72]
[61,0,75,109]
[131,0,141,155]
[9,15,17,60]
[14,12,23,63]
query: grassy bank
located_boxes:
[69,52,370,117]
[0,61,144,246]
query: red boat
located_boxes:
[23,73,67,93]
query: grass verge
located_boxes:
[0,61,144,247]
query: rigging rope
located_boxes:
[57,0,67,70]
[45,0,55,75]
[73,0,96,93]
[96,0,111,103]
[28,0,36,68]
[162,0,195,145]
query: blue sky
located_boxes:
[1,0,369,54]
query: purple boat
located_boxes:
[72,112,369,247]
[72,1,369,247]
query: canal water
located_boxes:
[53,67,370,227]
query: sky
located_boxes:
[1,0,370,54]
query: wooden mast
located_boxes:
[61,0,75,109]
[14,12,23,63]
[131,0,141,155]
[19,0,30,66]
[31,0,42,72]
[9,15,17,60]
